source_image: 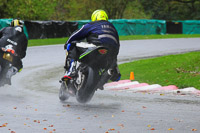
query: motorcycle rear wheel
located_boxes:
[76,66,99,103]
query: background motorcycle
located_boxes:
[0,45,17,87]
[59,42,114,103]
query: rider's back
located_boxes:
[85,20,119,47]
[0,26,28,59]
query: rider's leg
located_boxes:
[108,60,121,81]
[106,45,121,82]
[97,59,121,90]
[62,45,78,80]
[6,56,22,80]
[6,66,18,79]
[62,59,76,80]
[99,43,121,83]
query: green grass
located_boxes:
[28,34,200,47]
[28,37,68,47]
[119,51,200,89]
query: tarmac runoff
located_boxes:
[104,80,200,96]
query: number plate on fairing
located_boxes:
[3,53,13,62]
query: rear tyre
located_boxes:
[76,66,99,103]
[59,82,70,101]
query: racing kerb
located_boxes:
[104,80,200,96]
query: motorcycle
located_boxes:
[59,42,114,103]
[0,45,18,87]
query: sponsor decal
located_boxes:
[98,49,107,54]
[7,39,17,46]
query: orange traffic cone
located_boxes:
[130,72,134,80]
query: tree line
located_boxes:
[0,0,199,21]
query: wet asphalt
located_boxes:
[0,38,200,133]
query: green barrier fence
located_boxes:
[76,19,166,35]
[0,19,29,39]
[170,20,200,34]
[182,20,200,34]
[1,19,199,39]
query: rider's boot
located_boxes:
[97,65,121,90]
[6,66,18,78]
[108,65,121,82]
[5,66,18,85]
[97,62,121,90]
[62,59,76,81]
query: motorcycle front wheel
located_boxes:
[59,81,70,101]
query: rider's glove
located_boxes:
[66,43,71,51]
[64,42,71,50]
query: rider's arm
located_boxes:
[65,24,91,49]
[12,56,23,72]
[20,37,28,59]
[13,26,28,59]
[0,28,5,38]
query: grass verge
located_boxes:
[119,51,200,90]
[28,34,200,47]
[28,37,68,47]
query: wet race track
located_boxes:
[1,38,200,133]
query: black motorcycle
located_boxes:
[0,45,17,87]
[59,42,114,103]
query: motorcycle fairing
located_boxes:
[79,46,102,60]
[78,46,109,68]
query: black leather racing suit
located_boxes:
[0,26,28,70]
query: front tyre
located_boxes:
[59,81,70,101]
[76,66,99,103]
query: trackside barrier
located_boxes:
[0,18,29,39]
[1,19,199,39]
[0,19,78,39]
[76,19,166,35]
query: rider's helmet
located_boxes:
[10,19,24,27]
[91,9,108,21]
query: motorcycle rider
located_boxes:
[62,9,121,84]
[0,19,28,85]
